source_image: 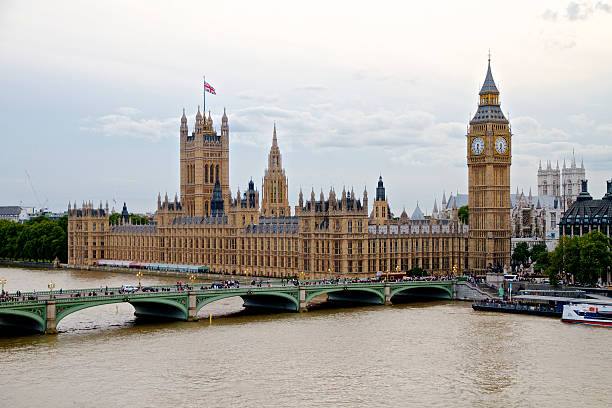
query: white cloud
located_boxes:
[116,106,141,116]
[567,1,593,20]
[80,109,176,142]
[512,116,572,142]
[565,1,611,20]
[542,9,558,21]
[568,113,595,127]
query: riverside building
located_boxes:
[68,62,512,278]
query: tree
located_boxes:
[529,243,547,263]
[457,205,468,224]
[544,232,612,286]
[577,230,612,285]
[129,214,150,225]
[109,213,121,225]
[0,216,67,262]
[533,251,550,276]
[512,242,530,269]
[407,267,424,277]
[109,213,149,225]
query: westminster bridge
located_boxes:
[0,280,455,335]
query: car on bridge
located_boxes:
[121,285,138,293]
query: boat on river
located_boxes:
[562,303,612,327]
[472,299,562,317]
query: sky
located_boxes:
[1,0,611,215]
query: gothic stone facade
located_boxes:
[69,92,472,278]
[467,59,512,273]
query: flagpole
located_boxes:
[203,75,206,121]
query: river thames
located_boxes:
[0,267,610,407]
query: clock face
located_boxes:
[495,137,508,154]
[471,137,484,155]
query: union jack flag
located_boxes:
[204,81,216,95]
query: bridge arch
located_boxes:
[390,284,453,301]
[305,287,386,306]
[0,308,46,333]
[196,291,299,313]
[55,297,189,327]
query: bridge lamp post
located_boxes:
[385,270,390,282]
[1,277,6,295]
[189,274,196,287]
[48,281,55,298]
[136,271,143,287]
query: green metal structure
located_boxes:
[0,280,454,335]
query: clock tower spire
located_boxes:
[467,57,512,276]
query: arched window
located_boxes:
[216,165,219,182]
[204,165,208,183]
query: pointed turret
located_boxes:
[442,191,447,206]
[528,187,533,205]
[376,176,385,201]
[471,57,507,124]
[221,107,229,137]
[121,202,129,224]
[298,188,304,207]
[479,57,499,95]
[195,105,203,133]
[210,179,224,217]
[411,202,425,221]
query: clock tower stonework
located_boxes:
[467,59,511,275]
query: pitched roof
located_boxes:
[479,60,499,95]
[0,206,21,216]
[411,203,425,220]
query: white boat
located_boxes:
[562,303,612,327]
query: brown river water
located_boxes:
[0,266,610,407]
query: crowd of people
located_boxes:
[1,274,465,304]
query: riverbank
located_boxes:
[0,260,57,269]
[61,263,260,281]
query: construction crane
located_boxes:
[24,170,48,210]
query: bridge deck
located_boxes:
[0,280,455,335]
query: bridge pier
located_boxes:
[45,299,57,334]
[384,283,391,305]
[299,288,307,312]
[187,291,198,321]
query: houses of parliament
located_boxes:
[68,60,512,277]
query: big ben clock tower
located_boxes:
[467,57,511,275]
